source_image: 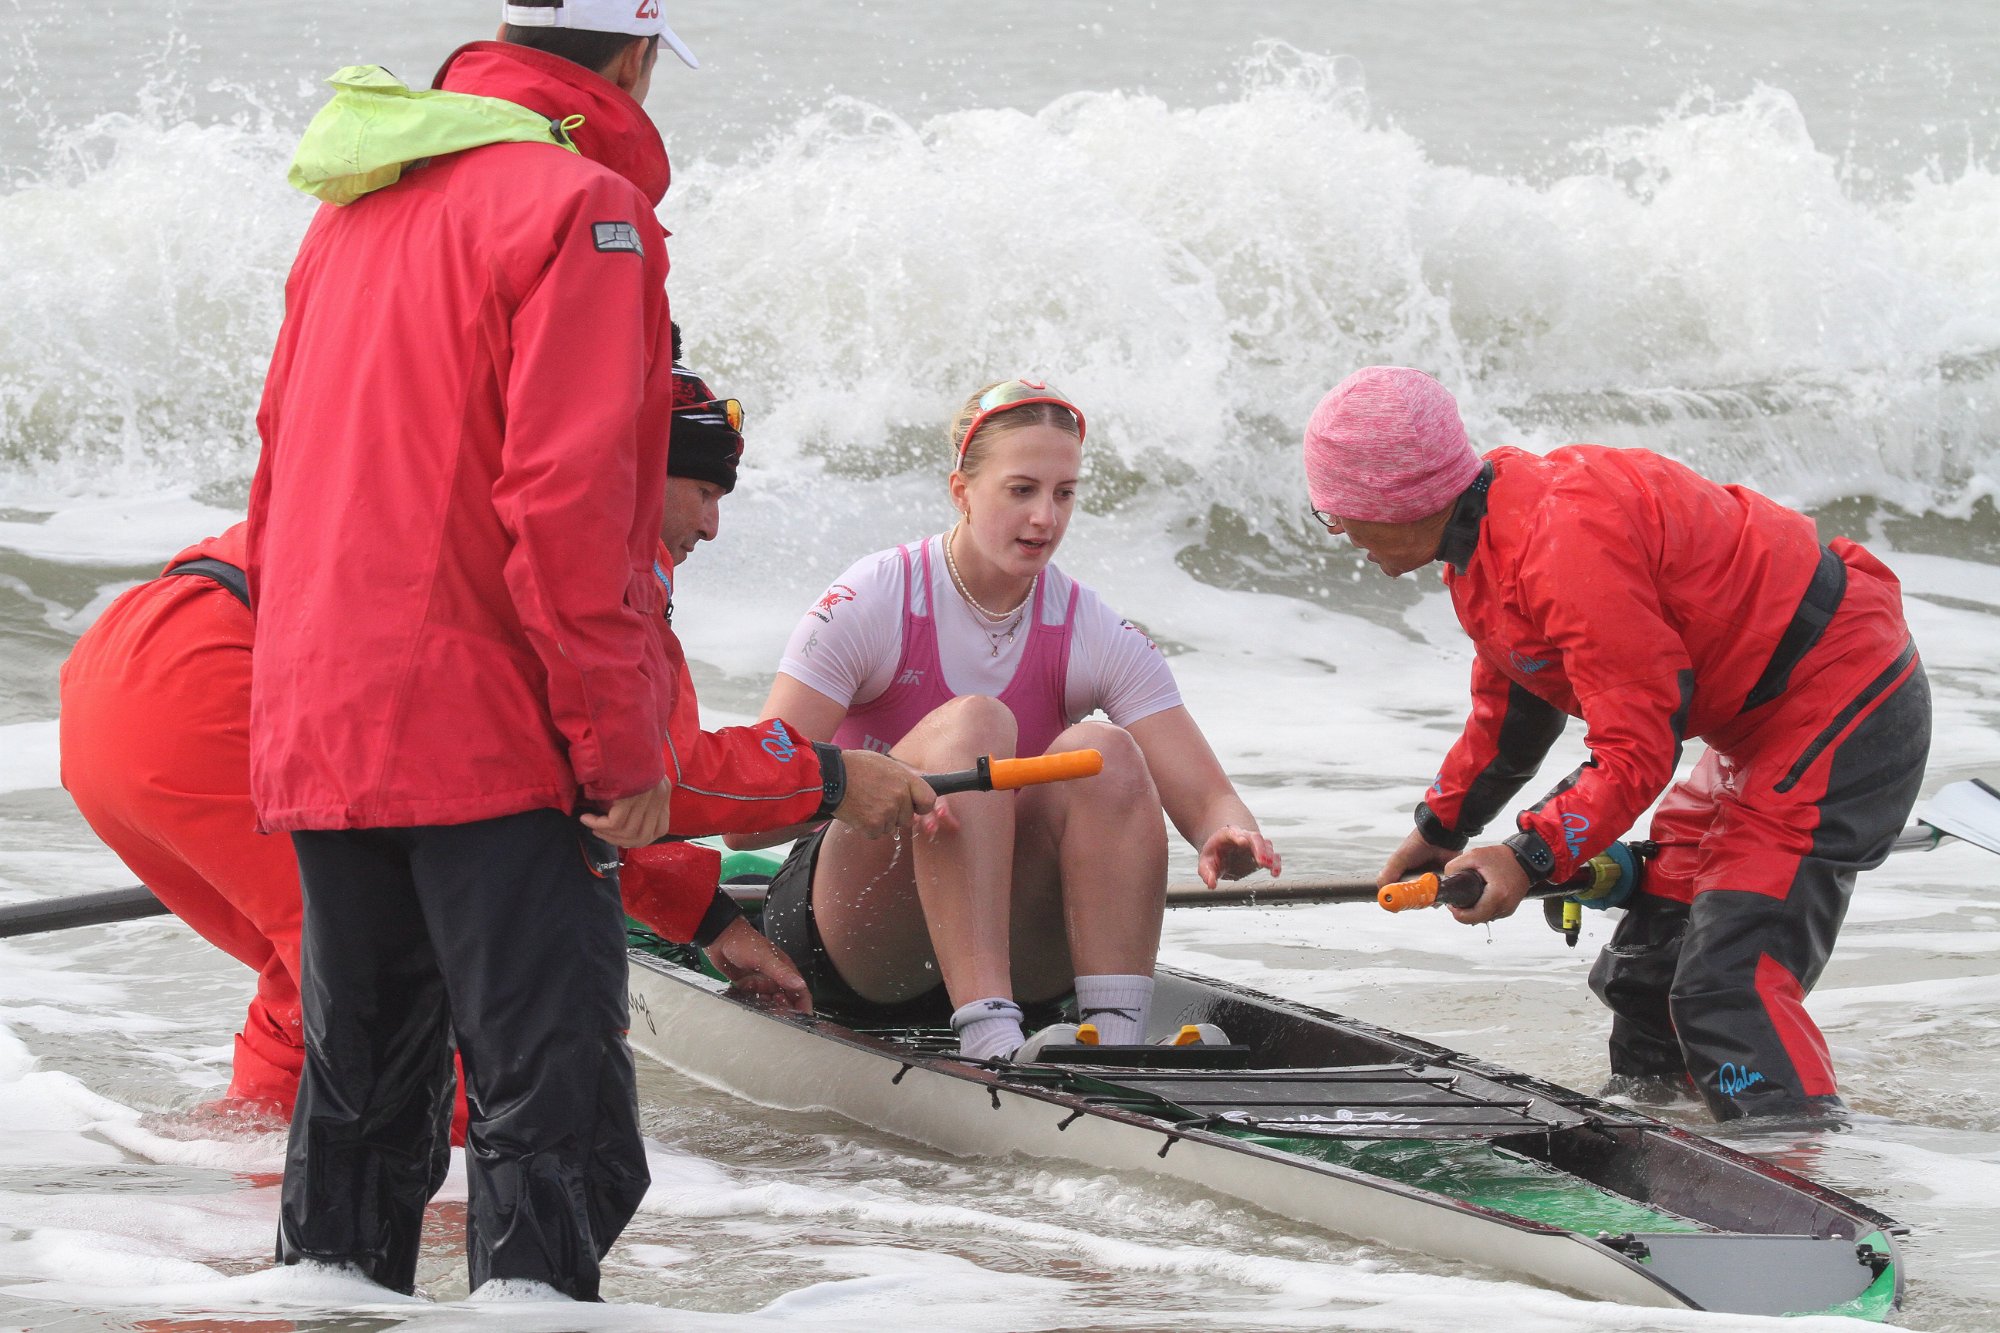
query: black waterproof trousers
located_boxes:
[279,809,648,1298]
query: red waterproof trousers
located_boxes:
[60,567,306,1111]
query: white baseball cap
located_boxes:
[502,0,700,69]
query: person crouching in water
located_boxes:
[1303,366,1930,1122]
[732,379,1281,1061]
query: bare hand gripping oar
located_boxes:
[1369,778,2000,946]
[12,776,2000,940]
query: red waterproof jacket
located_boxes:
[247,43,677,831]
[1422,446,1911,882]
[190,527,829,840]
[626,551,833,941]
[649,552,830,836]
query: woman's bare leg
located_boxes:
[815,695,1020,1007]
[1009,722,1167,1004]
[814,712,1167,1047]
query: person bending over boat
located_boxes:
[1302,366,1930,1122]
[733,378,1280,1062]
[619,359,935,997]
[59,356,923,1107]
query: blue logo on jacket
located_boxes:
[1561,811,1591,857]
[1510,650,1549,674]
[761,719,799,763]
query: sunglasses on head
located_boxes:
[955,378,1087,471]
[679,398,743,432]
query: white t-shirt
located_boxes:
[779,534,1183,729]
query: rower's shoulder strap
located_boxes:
[163,557,251,611]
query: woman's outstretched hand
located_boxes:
[1198,825,1281,888]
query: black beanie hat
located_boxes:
[669,364,744,493]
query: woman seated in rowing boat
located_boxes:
[734,378,1281,1061]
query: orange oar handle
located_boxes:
[923,749,1105,796]
[988,749,1103,790]
[1378,873,1441,913]
[1379,869,1489,913]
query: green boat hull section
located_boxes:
[720,849,785,881]
[1221,1130,1705,1236]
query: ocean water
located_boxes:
[2,1,1998,1328]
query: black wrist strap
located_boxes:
[1414,801,1469,851]
[692,887,745,948]
[811,742,847,821]
[1503,828,1557,884]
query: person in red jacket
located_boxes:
[240,6,920,1299]
[60,524,303,1113]
[618,358,934,986]
[58,361,919,1119]
[1303,367,1930,1123]
[249,20,680,1296]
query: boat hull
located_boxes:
[625,949,1900,1316]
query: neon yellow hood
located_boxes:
[287,65,581,206]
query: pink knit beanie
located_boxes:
[1303,367,1483,524]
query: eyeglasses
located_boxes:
[1309,506,1344,534]
[954,379,1087,470]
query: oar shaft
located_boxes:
[721,875,1381,910]
[0,885,169,939]
[1164,877,1379,907]
[24,796,1984,943]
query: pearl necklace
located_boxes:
[944,525,1036,657]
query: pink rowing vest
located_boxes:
[833,540,1080,759]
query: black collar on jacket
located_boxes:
[1436,462,1495,574]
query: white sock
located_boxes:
[1074,974,1154,1045]
[951,997,1026,1061]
